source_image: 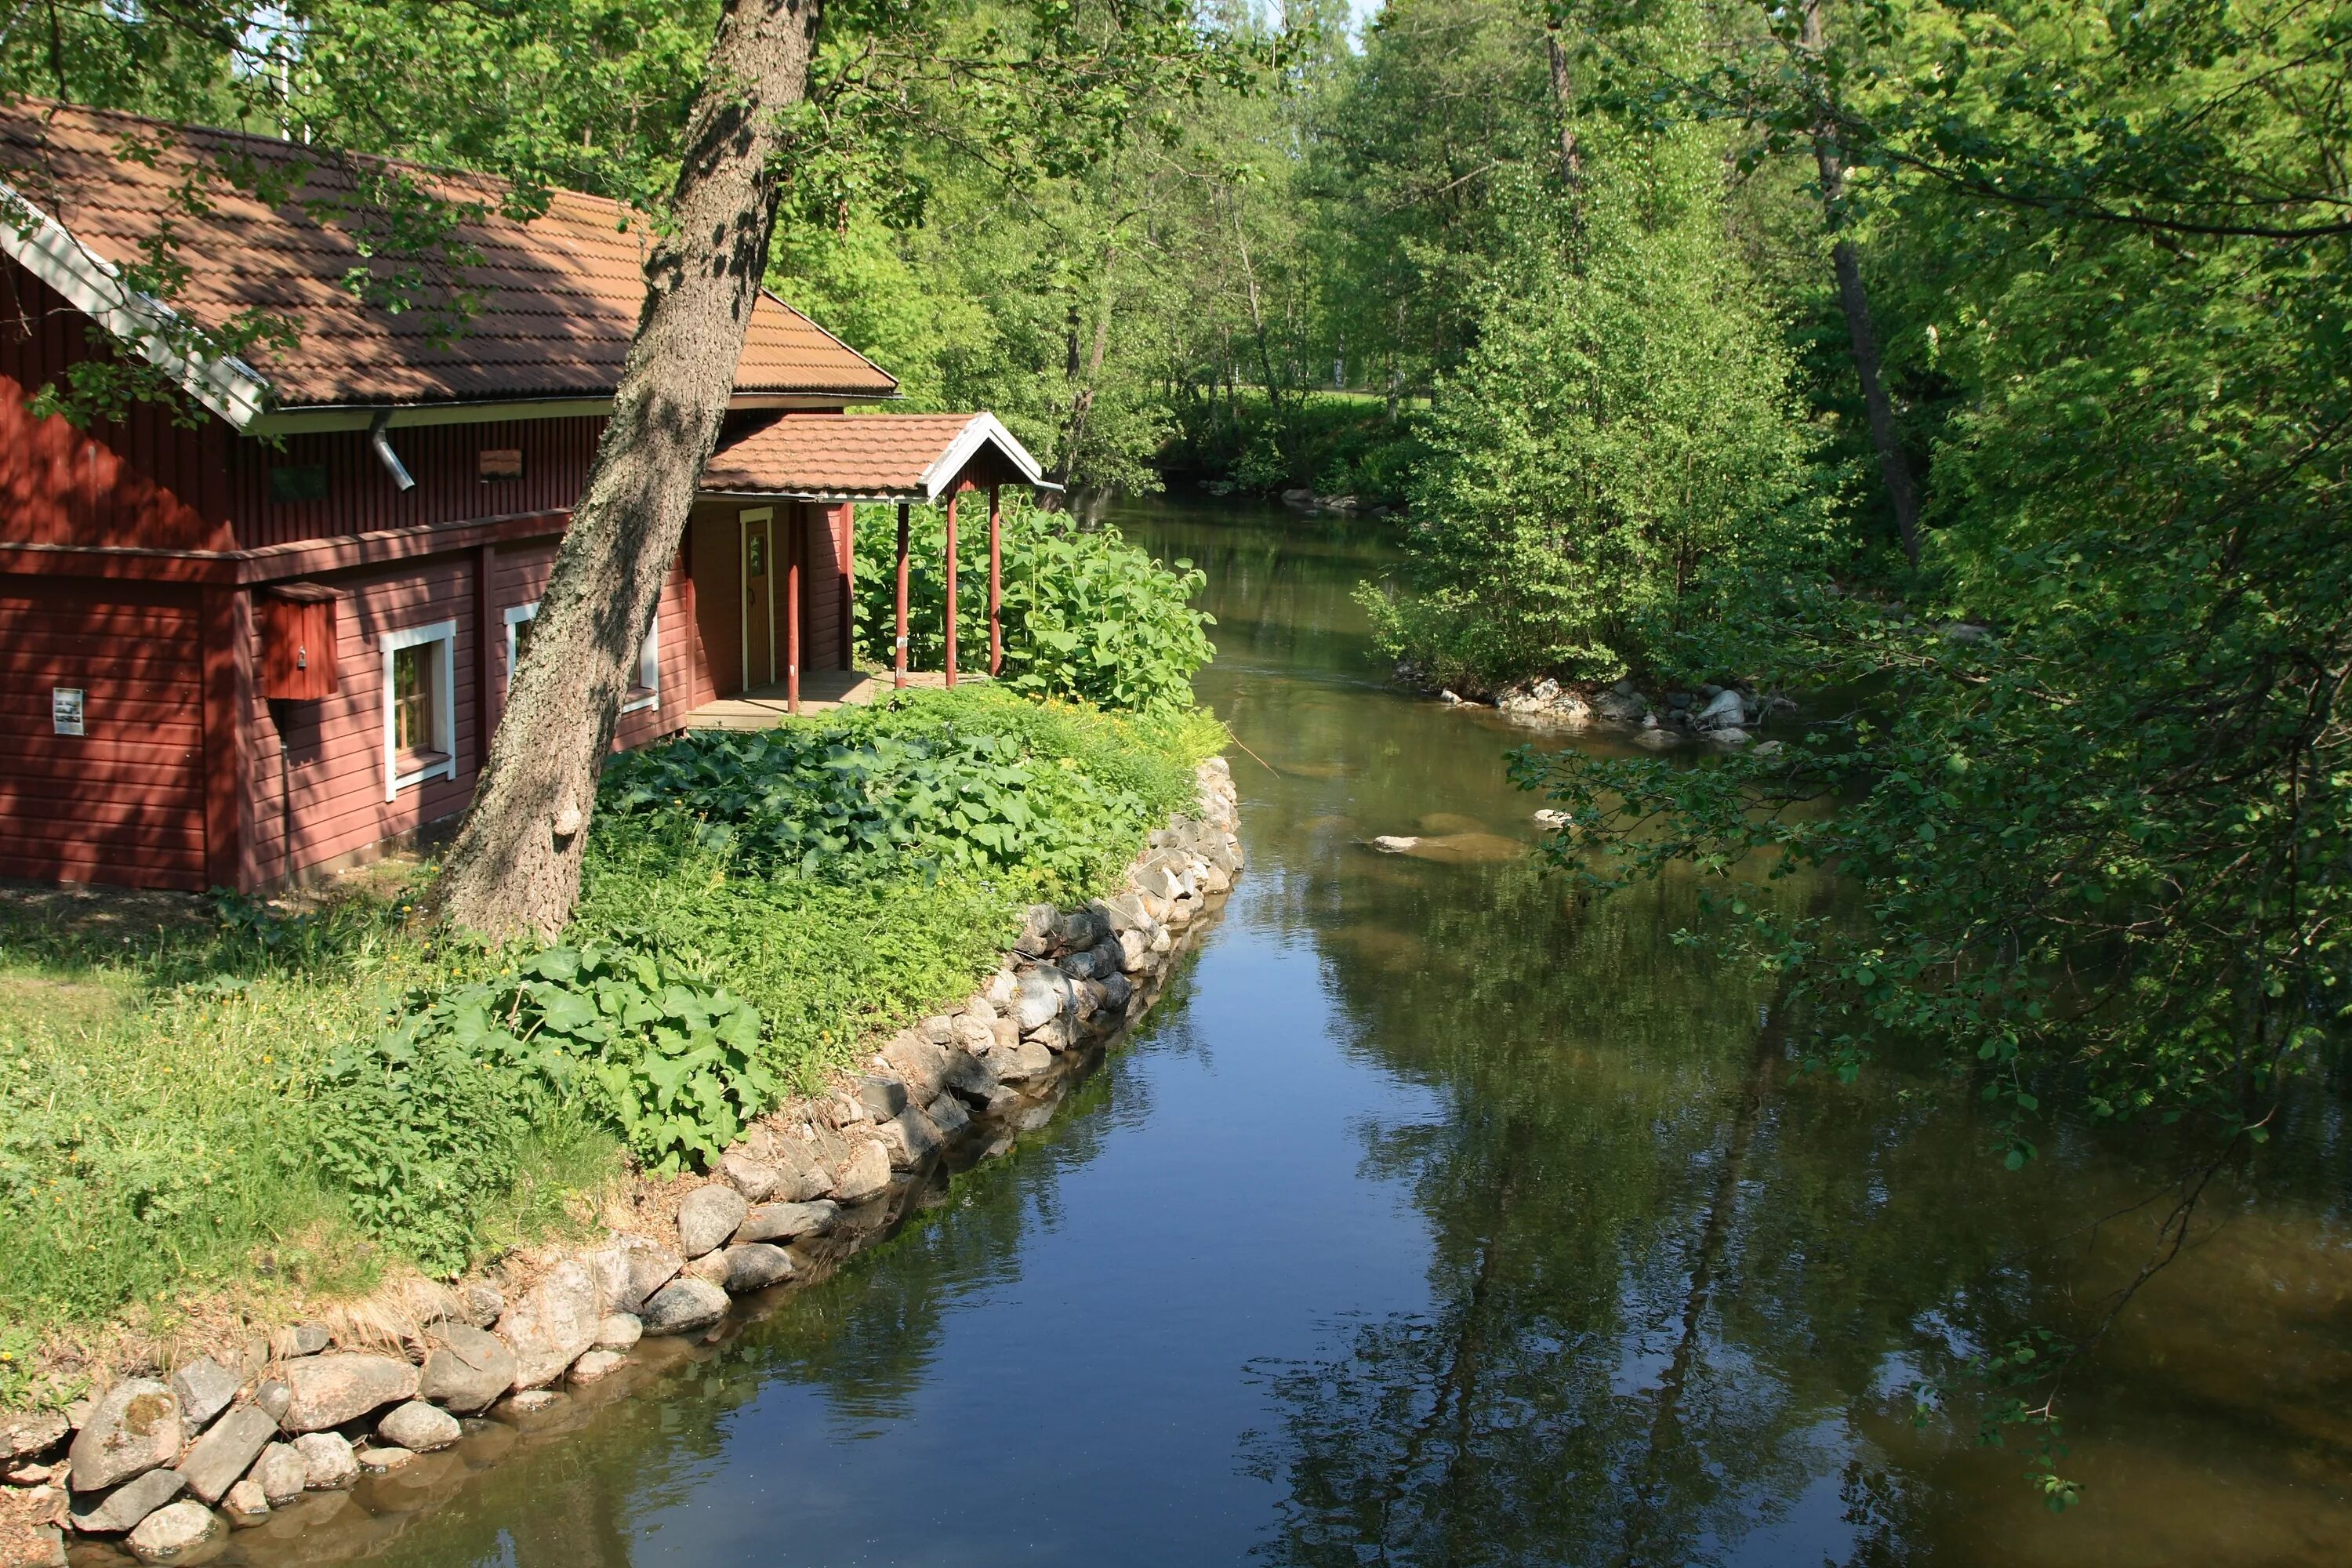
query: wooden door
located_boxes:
[741,509,775,688]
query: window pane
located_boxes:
[393,643,434,753]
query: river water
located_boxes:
[246,499,2351,1566]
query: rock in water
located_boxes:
[568,1350,628,1384]
[67,1380,183,1492]
[418,1323,517,1414]
[687,1243,793,1294]
[828,1139,891,1203]
[293,1432,358,1491]
[278,1355,420,1435]
[167,1359,240,1432]
[639,1278,730,1336]
[593,1313,643,1351]
[585,1236,681,1316]
[252,1443,307,1505]
[732,1200,837,1244]
[175,1406,276,1503]
[222,1479,270,1523]
[1533,808,1570,829]
[124,1499,221,1563]
[677,1186,750,1259]
[1697,688,1746,728]
[497,1260,603,1388]
[68,1467,186,1533]
[376,1401,461,1453]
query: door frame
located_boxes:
[739,506,775,689]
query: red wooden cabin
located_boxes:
[1,102,1044,892]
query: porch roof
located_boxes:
[699,412,1046,503]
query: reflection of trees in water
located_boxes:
[1243,848,2070,1566]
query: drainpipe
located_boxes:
[368,410,416,492]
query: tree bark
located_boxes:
[1802,0,1920,567]
[434,0,822,940]
[1544,20,1581,199]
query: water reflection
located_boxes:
[226,498,2352,1568]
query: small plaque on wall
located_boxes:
[52,688,85,736]
[479,448,523,481]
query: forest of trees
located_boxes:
[8,0,2346,1288]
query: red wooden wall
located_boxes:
[0,581,207,887]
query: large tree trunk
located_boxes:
[434,0,822,940]
[1801,0,1920,568]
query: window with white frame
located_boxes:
[380,620,457,801]
[504,601,659,713]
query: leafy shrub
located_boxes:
[601,687,1204,898]
[851,497,1214,713]
[314,945,771,1271]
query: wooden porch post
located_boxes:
[837,503,855,670]
[786,505,803,714]
[944,488,959,688]
[894,501,910,689]
[988,482,1003,677]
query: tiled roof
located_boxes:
[0,100,897,412]
[702,412,1044,500]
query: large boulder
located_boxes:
[765,1136,833,1203]
[497,1260,604,1389]
[685,1243,795,1294]
[877,1104,942,1168]
[854,1076,909,1122]
[639,1278,730,1336]
[376,1401,461,1453]
[175,1406,275,1504]
[985,1039,1053,1083]
[292,1432,358,1491]
[585,1235,682,1316]
[677,1186,750,1259]
[124,1498,222,1563]
[167,1359,240,1432]
[880,1033,953,1099]
[715,1150,781,1203]
[68,1467,185,1533]
[594,1313,642,1351]
[252,1443,307,1505]
[417,1323,517,1414]
[827,1138,891,1203]
[68,1379,183,1492]
[278,1354,419,1435]
[1011,967,1074,1033]
[1696,688,1747,729]
[732,1200,837,1244]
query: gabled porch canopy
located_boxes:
[696,412,1051,715]
[700,412,1044,503]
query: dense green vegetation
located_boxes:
[0,690,1216,1345]
[851,497,1215,713]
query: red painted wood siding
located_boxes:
[485,539,698,751]
[5,254,609,554]
[245,559,483,884]
[1,264,234,551]
[799,503,847,673]
[0,580,207,887]
[230,416,607,548]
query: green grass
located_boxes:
[0,687,1221,1363]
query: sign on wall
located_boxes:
[52,688,85,736]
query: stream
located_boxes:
[237,497,2352,1566]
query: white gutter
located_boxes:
[0,180,274,429]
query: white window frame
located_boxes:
[504,599,659,714]
[380,619,458,802]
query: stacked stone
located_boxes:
[7,758,1243,1564]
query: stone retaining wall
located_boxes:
[0,757,1243,1567]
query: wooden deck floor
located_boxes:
[684,670,988,729]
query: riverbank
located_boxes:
[0,700,1242,1568]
